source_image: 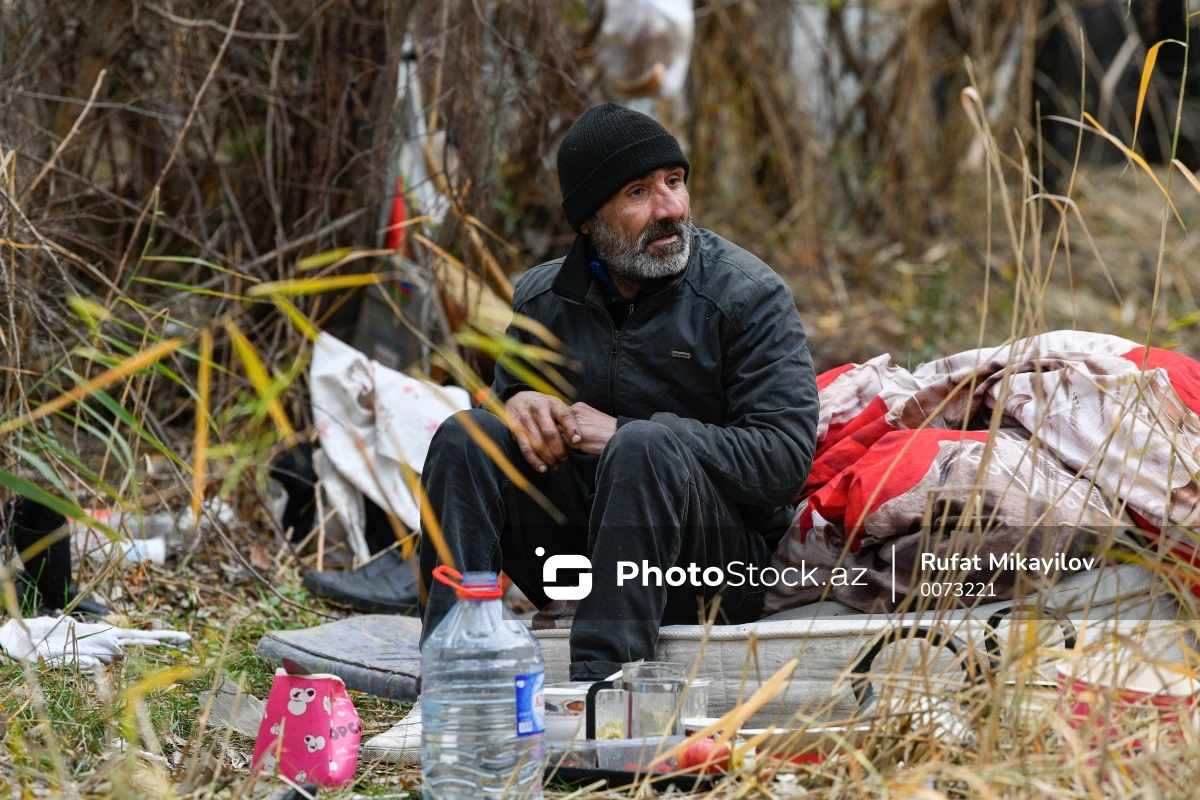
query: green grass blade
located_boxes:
[0,471,117,539]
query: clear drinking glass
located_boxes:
[621,661,687,738]
[593,688,629,739]
[680,677,710,720]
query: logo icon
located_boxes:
[536,547,592,600]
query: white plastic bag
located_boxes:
[310,333,471,562]
[596,0,694,98]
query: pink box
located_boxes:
[252,669,361,787]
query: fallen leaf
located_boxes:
[249,543,272,571]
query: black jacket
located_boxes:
[492,227,819,545]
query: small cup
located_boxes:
[620,662,686,738]
[544,683,590,745]
[680,677,711,720]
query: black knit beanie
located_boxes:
[557,102,690,233]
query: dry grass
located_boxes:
[2,0,1200,797]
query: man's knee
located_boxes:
[595,421,694,498]
[429,407,510,457]
[599,420,687,470]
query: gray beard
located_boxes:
[589,212,693,281]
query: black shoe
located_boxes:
[10,571,110,620]
[270,444,317,543]
[67,594,111,620]
[302,549,419,615]
[3,498,107,618]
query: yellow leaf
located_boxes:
[510,313,566,352]
[143,255,260,281]
[247,273,382,297]
[1083,112,1183,228]
[123,666,198,704]
[67,295,111,328]
[1172,159,1200,198]
[408,467,453,574]
[191,329,212,524]
[411,232,464,272]
[382,213,432,240]
[122,665,200,741]
[0,238,38,250]
[273,297,320,340]
[296,247,354,271]
[223,321,294,440]
[1167,308,1200,333]
[1134,40,1185,148]
[459,213,519,255]
[0,338,183,437]
[203,442,242,459]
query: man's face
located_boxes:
[582,167,692,280]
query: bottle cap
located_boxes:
[433,565,503,599]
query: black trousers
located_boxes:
[418,409,771,680]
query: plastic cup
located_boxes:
[544,682,590,745]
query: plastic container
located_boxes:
[72,531,167,565]
[544,683,590,745]
[595,735,687,772]
[592,686,629,739]
[420,568,546,799]
[546,740,597,769]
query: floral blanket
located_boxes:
[763,331,1200,614]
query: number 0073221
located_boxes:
[918,582,996,598]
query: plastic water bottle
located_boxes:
[421,568,546,799]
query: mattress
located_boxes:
[533,563,1181,727]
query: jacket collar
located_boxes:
[551,229,699,304]
[551,234,600,302]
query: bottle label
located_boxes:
[514,671,545,737]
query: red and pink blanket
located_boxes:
[763,331,1200,614]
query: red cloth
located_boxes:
[763,331,1200,614]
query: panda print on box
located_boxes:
[252,672,361,788]
[288,687,317,715]
[257,752,277,776]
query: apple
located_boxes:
[677,737,731,774]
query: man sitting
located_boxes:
[365,101,819,760]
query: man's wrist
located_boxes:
[492,383,535,406]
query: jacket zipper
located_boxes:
[610,301,648,412]
[559,295,619,411]
[559,288,668,414]
[609,306,630,412]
